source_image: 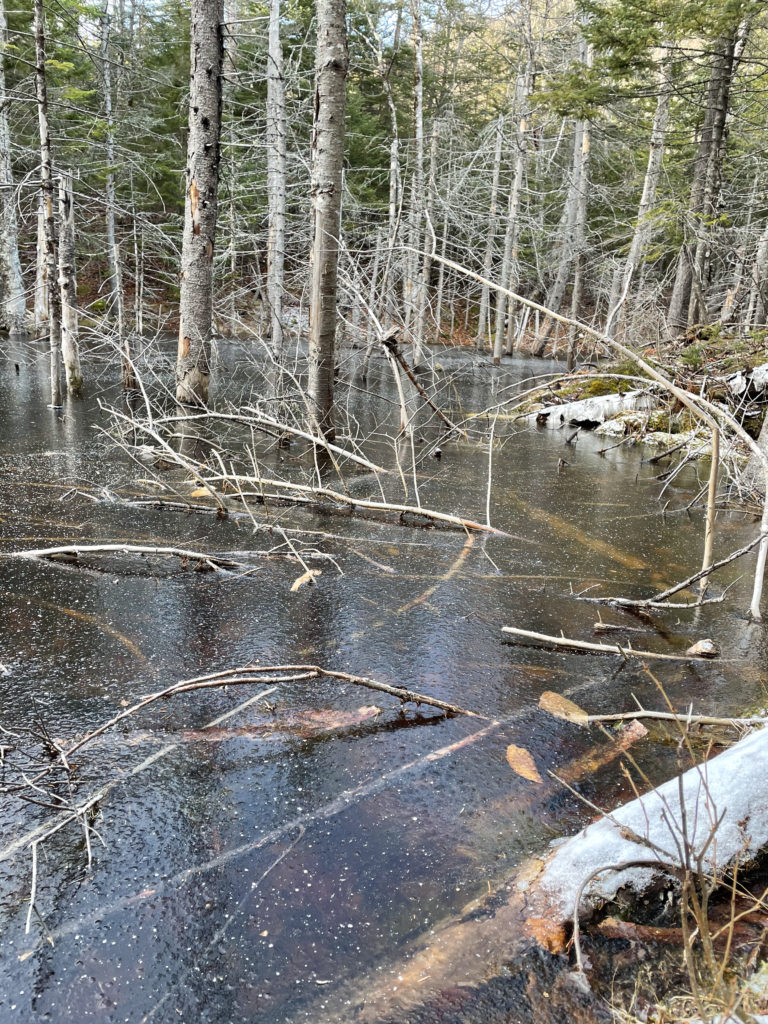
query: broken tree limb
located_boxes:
[502,626,720,662]
[577,533,765,609]
[153,408,391,475]
[379,328,467,437]
[26,663,483,778]
[201,471,507,535]
[538,691,768,728]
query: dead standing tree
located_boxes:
[33,0,63,406]
[0,0,25,336]
[307,0,348,440]
[175,0,225,410]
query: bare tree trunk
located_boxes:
[606,47,672,338]
[34,196,48,331]
[223,0,238,328]
[307,0,348,439]
[493,68,531,364]
[567,51,592,371]
[477,115,504,350]
[405,0,425,363]
[533,110,586,357]
[57,172,82,393]
[362,4,401,322]
[266,0,286,367]
[0,0,25,336]
[744,220,768,328]
[416,121,438,346]
[667,22,748,334]
[34,0,62,406]
[175,0,225,408]
[100,5,120,319]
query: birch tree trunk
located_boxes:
[34,0,62,406]
[175,0,224,408]
[57,172,82,393]
[266,0,286,367]
[605,47,672,338]
[0,0,25,336]
[307,0,348,439]
[476,115,503,350]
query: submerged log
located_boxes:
[520,727,768,953]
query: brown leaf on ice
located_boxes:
[539,690,589,726]
[506,744,543,783]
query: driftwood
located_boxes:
[501,626,720,662]
[8,663,482,933]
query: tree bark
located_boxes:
[0,0,25,336]
[266,0,286,368]
[175,0,225,408]
[57,172,82,393]
[567,70,592,371]
[34,0,62,406]
[307,0,348,439]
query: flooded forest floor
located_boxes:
[1,338,767,1024]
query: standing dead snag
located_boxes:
[307,0,348,440]
[175,0,224,409]
[58,172,82,394]
[0,0,25,336]
[33,0,63,407]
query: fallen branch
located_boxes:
[6,543,243,570]
[502,626,720,662]
[379,329,466,437]
[200,471,506,535]
[153,408,390,475]
[5,541,332,568]
[577,534,764,609]
[23,663,483,783]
